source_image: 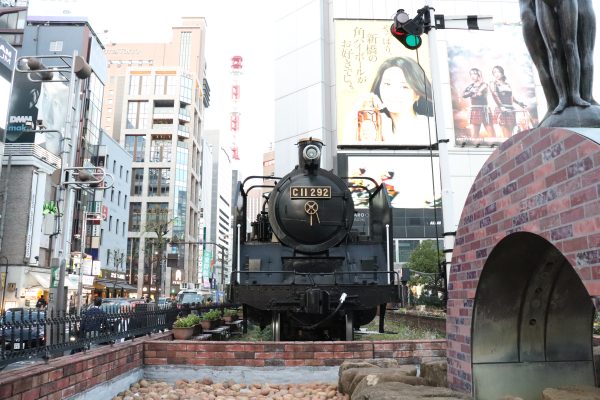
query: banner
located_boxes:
[335,19,434,147]
[446,25,538,146]
[346,154,440,209]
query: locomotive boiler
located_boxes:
[230,138,400,340]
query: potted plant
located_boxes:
[200,309,222,330]
[222,308,239,323]
[172,314,200,340]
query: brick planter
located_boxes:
[448,127,600,398]
[143,339,446,367]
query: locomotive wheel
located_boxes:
[344,311,354,341]
[272,311,282,341]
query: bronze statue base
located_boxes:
[539,104,600,128]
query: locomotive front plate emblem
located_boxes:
[304,201,320,226]
[290,186,331,199]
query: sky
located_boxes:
[86,0,277,177]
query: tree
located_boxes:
[405,240,444,308]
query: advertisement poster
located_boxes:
[0,37,16,144]
[335,19,435,147]
[447,25,538,146]
[346,154,440,209]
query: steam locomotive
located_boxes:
[230,138,400,340]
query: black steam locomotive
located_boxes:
[230,138,399,340]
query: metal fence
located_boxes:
[0,303,242,369]
[0,304,178,368]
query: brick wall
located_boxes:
[0,335,445,399]
[143,339,446,367]
[0,333,170,400]
[447,127,600,394]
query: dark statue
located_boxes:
[520,0,600,127]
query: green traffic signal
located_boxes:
[403,34,422,50]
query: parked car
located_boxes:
[127,298,146,309]
[0,308,45,350]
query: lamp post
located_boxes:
[0,255,8,312]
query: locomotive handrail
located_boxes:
[235,270,399,285]
[241,175,283,187]
[341,176,379,188]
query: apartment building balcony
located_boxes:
[3,143,61,169]
[177,124,189,138]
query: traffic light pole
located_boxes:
[423,2,456,287]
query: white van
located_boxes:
[176,289,211,306]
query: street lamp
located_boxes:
[0,255,8,312]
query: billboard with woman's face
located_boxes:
[446,25,539,146]
[334,19,435,147]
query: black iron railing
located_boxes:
[0,303,243,369]
[0,304,179,368]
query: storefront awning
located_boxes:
[28,272,50,289]
[94,279,136,291]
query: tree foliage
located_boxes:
[406,240,442,276]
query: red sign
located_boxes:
[102,205,109,221]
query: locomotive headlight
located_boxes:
[303,145,321,161]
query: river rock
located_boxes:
[420,360,447,387]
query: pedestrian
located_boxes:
[36,295,47,310]
[72,297,108,353]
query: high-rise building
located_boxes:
[101,17,209,299]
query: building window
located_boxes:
[146,202,169,226]
[126,170,129,183]
[122,222,126,236]
[155,74,176,96]
[180,76,192,104]
[124,195,128,208]
[131,168,144,196]
[129,202,141,232]
[118,191,121,206]
[111,189,114,201]
[148,168,170,196]
[120,165,123,177]
[150,136,172,162]
[124,135,145,162]
[179,31,192,70]
[128,74,152,95]
[113,160,117,173]
[126,101,149,129]
[116,218,120,234]
[109,216,113,231]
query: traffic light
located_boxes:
[391,8,431,50]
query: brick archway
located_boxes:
[447,127,600,398]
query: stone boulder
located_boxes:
[541,386,600,400]
[351,381,470,400]
[347,368,426,395]
[420,360,447,387]
[339,366,420,394]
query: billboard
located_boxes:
[5,68,68,155]
[446,25,539,146]
[26,0,89,23]
[0,37,16,144]
[342,153,441,210]
[334,19,435,147]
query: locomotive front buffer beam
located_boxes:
[232,284,399,313]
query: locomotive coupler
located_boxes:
[305,288,330,314]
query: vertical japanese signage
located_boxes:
[334,19,434,146]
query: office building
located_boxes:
[101,17,209,298]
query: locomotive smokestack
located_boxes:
[297,137,323,171]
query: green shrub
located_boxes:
[173,314,201,328]
[223,308,239,317]
[201,309,222,321]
